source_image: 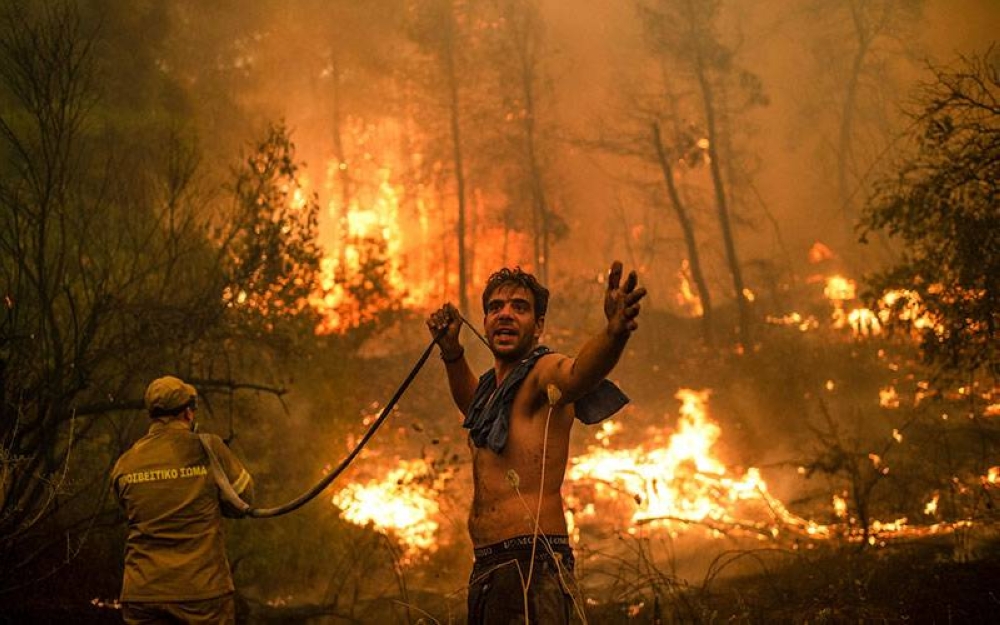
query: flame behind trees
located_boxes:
[591,0,768,349]
[638,0,769,349]
[860,50,1000,385]
[404,0,475,314]
[223,121,323,333]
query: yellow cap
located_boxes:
[144,376,197,416]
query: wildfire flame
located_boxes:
[675,260,704,317]
[321,240,991,558]
[568,387,994,548]
[331,458,446,562]
[297,116,545,333]
[765,270,943,342]
[566,389,830,541]
[331,386,993,560]
[311,161,427,333]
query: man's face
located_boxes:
[484,284,543,362]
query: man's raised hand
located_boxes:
[427,302,464,358]
[604,261,647,337]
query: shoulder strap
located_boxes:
[198,433,252,518]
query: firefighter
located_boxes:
[111,375,253,624]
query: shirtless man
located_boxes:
[427,261,646,624]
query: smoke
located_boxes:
[79,0,999,615]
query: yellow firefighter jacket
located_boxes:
[111,419,253,602]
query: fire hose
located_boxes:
[209,314,487,519]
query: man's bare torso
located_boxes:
[467,359,576,546]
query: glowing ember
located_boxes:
[986,467,1000,484]
[923,493,939,516]
[847,307,882,336]
[765,312,819,332]
[808,241,835,264]
[879,386,900,409]
[595,421,622,447]
[833,494,848,519]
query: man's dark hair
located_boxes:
[482,267,550,318]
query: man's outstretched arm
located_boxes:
[540,261,646,404]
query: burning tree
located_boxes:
[404,0,476,313]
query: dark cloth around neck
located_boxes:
[463,345,629,453]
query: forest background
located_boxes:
[1,0,997,622]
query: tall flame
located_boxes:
[304,117,535,333]
[331,458,444,562]
[566,389,829,540]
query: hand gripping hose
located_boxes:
[228,333,443,519]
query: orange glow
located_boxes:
[331,458,446,562]
[332,386,984,556]
[923,493,939,516]
[824,275,856,302]
[833,494,848,519]
[879,386,900,409]
[310,162,424,333]
[675,260,704,317]
[878,289,941,335]
[316,234,987,554]
[808,241,835,264]
[986,467,999,485]
[813,274,944,340]
[299,118,535,333]
[565,389,832,540]
[847,307,882,336]
[563,388,981,545]
[765,312,819,331]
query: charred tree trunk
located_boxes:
[692,42,751,347]
[520,57,549,285]
[329,55,351,267]
[837,1,874,222]
[442,5,470,314]
[651,122,714,346]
